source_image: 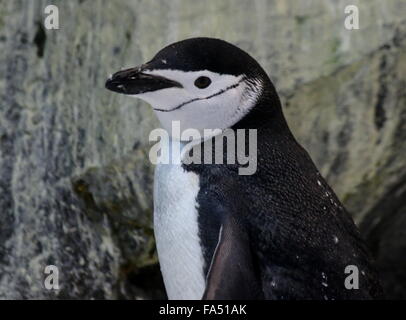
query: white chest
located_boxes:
[153,159,206,300]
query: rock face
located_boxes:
[0,0,405,299]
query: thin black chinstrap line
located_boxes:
[154,76,247,113]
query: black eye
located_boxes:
[194,76,211,89]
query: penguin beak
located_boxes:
[105,66,182,95]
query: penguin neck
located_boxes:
[180,84,298,170]
[233,87,294,140]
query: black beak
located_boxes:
[105,66,182,95]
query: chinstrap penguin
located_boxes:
[105,37,383,300]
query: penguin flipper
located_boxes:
[202,208,263,300]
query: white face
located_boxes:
[132,69,263,140]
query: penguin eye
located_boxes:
[194,76,211,89]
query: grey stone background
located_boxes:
[0,0,405,299]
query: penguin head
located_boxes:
[106,38,270,137]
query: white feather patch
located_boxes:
[153,139,206,299]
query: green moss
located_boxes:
[342,171,386,210]
[294,15,308,25]
[0,4,5,31]
[134,235,159,269]
[327,38,342,65]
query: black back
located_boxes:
[183,85,383,300]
